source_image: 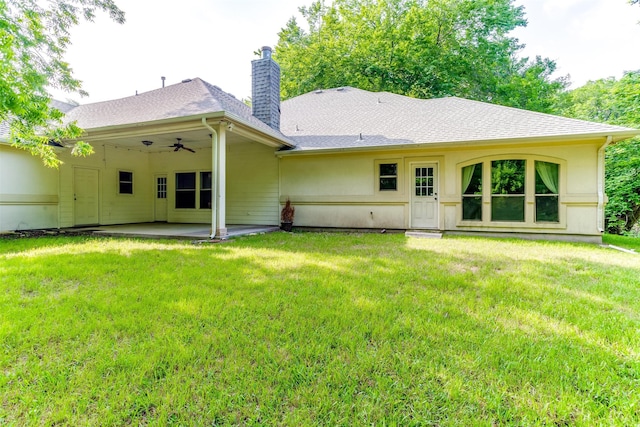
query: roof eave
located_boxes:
[68,112,295,148]
[276,130,640,157]
[222,112,295,148]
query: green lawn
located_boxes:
[604,233,640,252]
[1,233,639,426]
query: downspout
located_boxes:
[202,117,218,239]
[597,135,613,233]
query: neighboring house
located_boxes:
[1,47,638,242]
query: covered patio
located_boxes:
[59,77,293,239]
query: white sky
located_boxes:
[51,0,640,104]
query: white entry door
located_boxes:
[411,163,439,229]
[74,168,99,225]
[154,175,168,222]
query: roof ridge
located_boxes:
[69,78,201,109]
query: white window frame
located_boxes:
[174,171,213,210]
[375,159,403,194]
[118,170,133,195]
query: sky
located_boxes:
[51,0,640,104]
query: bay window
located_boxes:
[461,158,561,225]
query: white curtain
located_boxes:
[462,164,476,194]
[535,161,559,194]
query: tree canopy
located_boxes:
[557,71,640,234]
[274,0,567,112]
[0,0,125,167]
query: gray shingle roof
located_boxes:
[280,87,638,150]
[1,100,77,141]
[0,121,9,140]
[63,78,291,142]
[51,99,78,114]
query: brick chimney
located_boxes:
[251,46,280,131]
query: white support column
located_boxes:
[210,128,218,239]
[216,124,227,238]
[202,117,219,239]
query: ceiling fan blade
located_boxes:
[184,147,196,153]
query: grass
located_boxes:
[603,233,640,252]
[0,232,638,426]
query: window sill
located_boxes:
[457,221,566,230]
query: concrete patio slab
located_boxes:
[74,223,280,239]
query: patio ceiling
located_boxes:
[85,128,256,154]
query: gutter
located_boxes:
[201,117,219,239]
[275,129,640,157]
[597,135,613,233]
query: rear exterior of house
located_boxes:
[278,139,606,240]
[1,49,638,242]
[53,137,280,228]
[0,49,290,237]
[0,143,60,230]
[277,88,637,242]
[0,133,282,233]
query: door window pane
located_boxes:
[157,177,167,199]
[415,167,434,197]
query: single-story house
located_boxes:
[1,47,638,242]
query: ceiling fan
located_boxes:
[168,138,195,153]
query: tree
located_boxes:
[557,71,640,234]
[274,0,566,112]
[0,0,125,167]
